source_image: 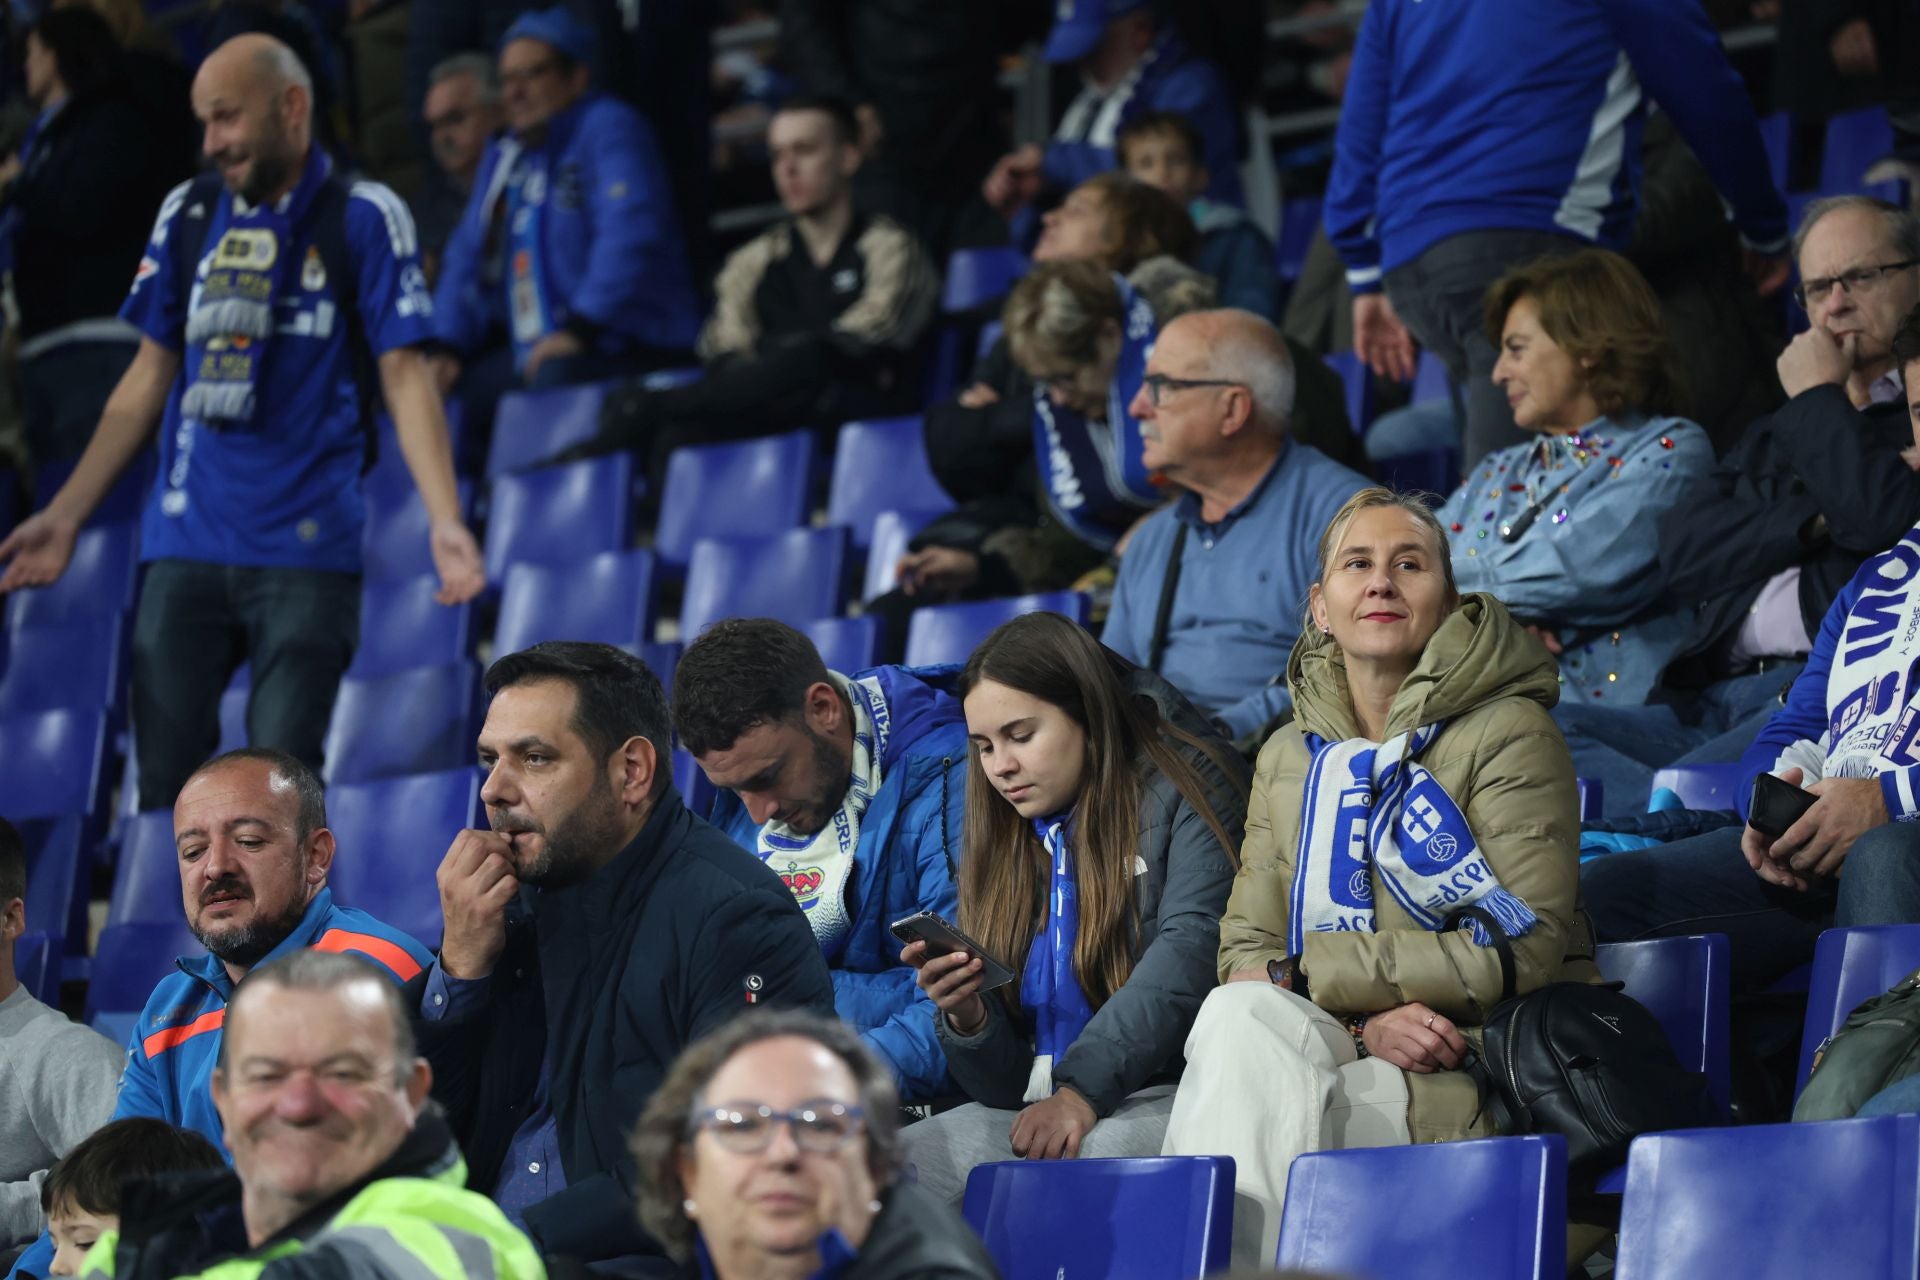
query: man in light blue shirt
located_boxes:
[1104,309,1370,741]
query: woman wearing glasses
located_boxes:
[897,612,1245,1204]
[632,1011,999,1280]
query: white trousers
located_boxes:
[1161,982,1410,1266]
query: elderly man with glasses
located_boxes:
[1102,308,1370,747]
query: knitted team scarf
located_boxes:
[1020,813,1095,1103]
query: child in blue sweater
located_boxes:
[1118,111,1280,320]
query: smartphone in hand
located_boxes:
[1748,772,1818,839]
[890,911,1017,991]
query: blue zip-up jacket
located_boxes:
[708,664,966,1101]
[1326,0,1788,294]
[433,91,701,359]
[1739,523,1920,824]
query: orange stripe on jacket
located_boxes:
[142,1008,225,1059]
[312,929,424,982]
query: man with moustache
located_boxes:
[409,641,833,1265]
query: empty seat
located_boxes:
[1820,107,1894,193]
[903,593,1090,668]
[0,708,107,820]
[827,418,953,549]
[494,549,657,655]
[326,768,483,945]
[1278,1135,1566,1279]
[106,810,183,928]
[4,523,138,630]
[1575,776,1603,822]
[321,662,479,786]
[14,930,54,1006]
[486,380,615,479]
[85,920,205,1019]
[942,247,1029,314]
[680,528,849,639]
[1599,934,1732,1115]
[484,455,634,581]
[633,640,682,688]
[349,574,474,678]
[1797,924,1920,1097]
[1615,1115,1920,1280]
[654,432,815,572]
[0,618,123,715]
[805,616,881,674]
[861,507,946,602]
[20,815,86,977]
[962,1156,1232,1280]
[362,480,474,583]
[1650,762,1746,811]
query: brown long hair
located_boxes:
[956,613,1244,1013]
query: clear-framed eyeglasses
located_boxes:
[689,1099,867,1153]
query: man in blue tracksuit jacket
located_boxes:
[431,8,700,404]
[672,620,966,1101]
[1327,0,1790,470]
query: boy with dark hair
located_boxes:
[1118,110,1279,319]
[40,1119,225,1276]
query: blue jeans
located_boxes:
[1582,821,1920,993]
[1858,1072,1920,1116]
[132,559,360,809]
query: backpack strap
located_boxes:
[1443,904,1518,1004]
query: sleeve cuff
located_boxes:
[1881,770,1920,822]
[420,960,490,1021]
[1345,264,1384,294]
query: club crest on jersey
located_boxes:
[301,246,326,291]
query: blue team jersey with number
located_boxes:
[121,170,435,572]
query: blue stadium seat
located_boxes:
[13,930,54,1006]
[1275,196,1322,286]
[1324,351,1378,433]
[494,549,657,655]
[1649,763,1746,812]
[633,640,682,688]
[486,380,615,479]
[484,455,634,580]
[1278,1135,1566,1279]
[1575,776,1603,822]
[1409,350,1452,406]
[963,1156,1232,1280]
[106,810,182,927]
[805,616,881,674]
[942,247,1029,314]
[1600,934,1732,1114]
[20,815,86,979]
[654,432,815,572]
[4,523,138,630]
[1820,107,1894,194]
[828,418,953,549]
[1797,924,1920,1098]
[903,593,1091,668]
[1614,1115,1920,1280]
[349,575,474,678]
[34,450,154,529]
[1378,448,1460,502]
[218,665,249,755]
[365,405,467,509]
[321,662,479,786]
[680,528,849,639]
[85,920,205,1019]
[977,320,1004,360]
[362,480,474,583]
[0,708,107,820]
[1757,110,1791,194]
[861,507,946,602]
[673,748,718,820]
[0,618,123,715]
[326,768,482,945]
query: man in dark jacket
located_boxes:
[409,641,835,1266]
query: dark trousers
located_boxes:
[132,559,361,809]
[1384,229,1580,470]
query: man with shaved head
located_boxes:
[0,32,485,813]
[1103,309,1371,743]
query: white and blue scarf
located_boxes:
[1020,813,1095,1102]
[1290,724,1537,949]
[757,673,892,953]
[1814,525,1920,791]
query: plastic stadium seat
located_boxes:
[20,815,86,974]
[805,616,881,674]
[633,640,682,688]
[1614,1115,1920,1280]
[1278,1135,1566,1279]
[494,549,657,655]
[1410,350,1452,405]
[942,247,1029,314]
[365,405,466,509]
[34,450,154,529]
[322,662,478,786]
[680,528,849,639]
[486,380,615,478]
[1757,110,1791,194]
[107,810,183,927]
[654,432,815,572]
[977,320,1004,360]
[903,593,1091,668]
[1575,776,1603,822]
[1649,763,1746,812]
[4,523,138,630]
[349,574,474,678]
[828,418,954,549]
[1820,107,1894,193]
[484,455,634,580]
[962,1156,1232,1280]
[1378,448,1459,501]
[1599,934,1732,1115]
[673,748,718,820]
[1275,196,1322,286]
[1324,351,1378,433]
[1796,924,1920,1098]
[14,931,54,1006]
[217,666,249,754]
[862,507,946,602]
[86,920,205,1019]
[0,618,123,715]
[327,769,482,945]
[0,708,107,820]
[362,480,474,583]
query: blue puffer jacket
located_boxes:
[432,91,702,359]
[709,664,968,1101]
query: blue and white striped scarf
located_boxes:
[1020,813,1094,1103]
[1290,724,1536,949]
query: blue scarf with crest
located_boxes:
[1019,813,1095,1102]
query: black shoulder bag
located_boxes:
[1444,905,1722,1188]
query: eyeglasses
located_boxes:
[690,1100,866,1153]
[1793,259,1920,308]
[1139,373,1242,407]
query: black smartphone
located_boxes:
[890,911,1017,991]
[1748,771,1818,839]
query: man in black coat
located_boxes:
[408,641,836,1266]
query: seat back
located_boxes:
[486,381,615,478]
[34,451,154,529]
[13,930,55,1006]
[1615,1116,1920,1280]
[1377,448,1460,503]
[673,748,718,820]
[1797,924,1920,1097]
[321,662,479,786]
[1597,934,1732,1113]
[350,575,473,678]
[363,481,474,583]
[962,1156,1233,1280]
[85,920,205,1019]
[1275,196,1322,286]
[861,507,947,601]
[4,523,138,629]
[1324,351,1378,433]
[1410,350,1453,405]
[1649,763,1746,812]
[633,640,682,689]
[107,810,184,927]
[1278,1135,1566,1279]
[903,593,1090,667]
[326,768,483,945]
[1821,107,1894,193]
[0,618,123,714]
[680,528,849,638]
[0,708,107,820]
[484,456,634,580]
[495,549,658,655]
[20,815,86,967]
[828,418,952,549]
[804,616,881,674]
[366,406,465,509]
[654,432,814,572]
[942,247,1029,314]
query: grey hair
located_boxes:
[219,950,417,1085]
[1126,254,1218,325]
[1205,308,1296,433]
[429,51,500,104]
[1792,194,1920,267]
[253,37,312,99]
